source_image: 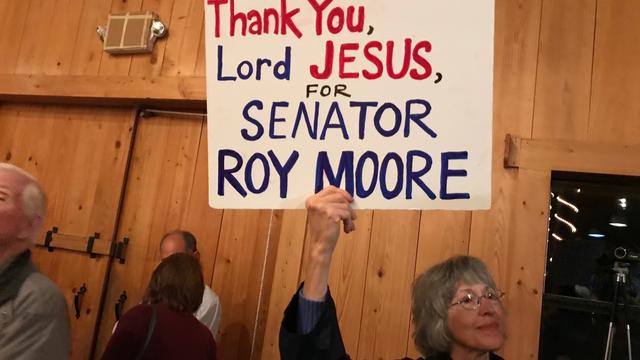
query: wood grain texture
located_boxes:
[469,0,542,292]
[41,0,85,75]
[406,210,471,358]
[328,210,374,355]
[532,0,596,141]
[0,0,30,73]
[356,210,420,360]
[161,0,203,76]
[0,103,134,360]
[93,115,211,358]
[0,74,206,102]
[502,170,550,359]
[259,210,308,360]
[14,0,57,74]
[295,209,375,357]
[469,1,542,357]
[589,0,640,143]
[507,137,640,176]
[212,209,274,360]
[127,0,175,77]
[69,0,112,75]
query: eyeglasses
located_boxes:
[449,289,505,310]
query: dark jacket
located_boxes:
[280,287,349,360]
[279,286,504,360]
[102,303,217,360]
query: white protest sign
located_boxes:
[205,0,494,209]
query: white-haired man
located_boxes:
[0,163,70,360]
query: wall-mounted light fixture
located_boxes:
[97,11,167,54]
[609,214,628,228]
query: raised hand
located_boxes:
[303,186,357,300]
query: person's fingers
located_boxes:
[315,186,353,202]
[343,218,356,233]
[319,192,353,205]
[306,191,353,211]
[326,207,352,223]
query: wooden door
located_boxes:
[0,103,136,360]
[94,115,225,358]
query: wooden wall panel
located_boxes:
[589,0,640,143]
[93,116,220,358]
[128,0,175,77]
[406,211,471,358]
[69,0,112,75]
[41,0,85,75]
[293,209,375,357]
[502,170,550,360]
[14,0,58,74]
[532,0,596,141]
[194,25,207,77]
[0,1,30,73]
[469,0,543,357]
[327,210,374,355]
[259,210,308,360]
[212,209,274,360]
[356,211,420,360]
[160,0,203,76]
[0,104,135,360]
[469,0,542,292]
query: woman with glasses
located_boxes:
[412,256,506,359]
[280,186,506,360]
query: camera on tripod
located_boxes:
[614,247,640,262]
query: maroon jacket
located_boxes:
[102,303,217,360]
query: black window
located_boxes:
[540,172,640,360]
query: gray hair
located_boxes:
[0,163,46,219]
[411,255,498,356]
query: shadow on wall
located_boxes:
[219,323,252,359]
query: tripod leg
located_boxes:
[604,274,622,360]
[621,277,632,360]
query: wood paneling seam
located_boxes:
[250,210,274,358]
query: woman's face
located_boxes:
[447,283,506,355]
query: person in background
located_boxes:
[159,230,221,339]
[0,163,71,360]
[279,186,506,360]
[102,253,216,360]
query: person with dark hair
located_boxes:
[279,186,506,360]
[102,253,217,360]
[160,230,222,339]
